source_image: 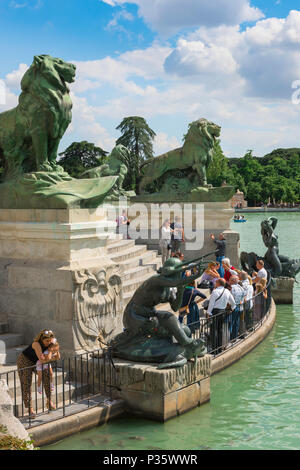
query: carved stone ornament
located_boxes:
[72,265,123,351]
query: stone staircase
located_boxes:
[0,236,162,367]
[106,235,162,307]
[0,314,28,366]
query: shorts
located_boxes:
[36,362,50,372]
[171,239,181,252]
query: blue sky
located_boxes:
[1,0,300,157]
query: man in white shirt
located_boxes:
[240,271,254,330]
[252,260,268,283]
[207,279,236,354]
[229,276,247,341]
[159,219,172,264]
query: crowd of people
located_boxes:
[159,224,270,355]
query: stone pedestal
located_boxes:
[122,200,239,263]
[0,209,124,356]
[272,277,295,304]
[102,355,212,422]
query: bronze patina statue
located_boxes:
[241,217,300,278]
[81,144,135,199]
[110,256,210,369]
[0,55,119,209]
[135,119,234,203]
[0,55,76,179]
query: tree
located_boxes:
[116,116,156,192]
[207,141,234,187]
[246,181,263,206]
[58,141,108,178]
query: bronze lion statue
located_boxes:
[139,118,221,192]
[0,54,76,179]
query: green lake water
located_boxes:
[45,213,300,451]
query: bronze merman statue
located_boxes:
[110,255,212,369]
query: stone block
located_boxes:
[199,377,210,404]
[0,259,10,287]
[102,356,212,421]
[177,383,201,414]
[55,291,73,322]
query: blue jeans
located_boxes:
[216,256,225,278]
[187,303,200,334]
[230,307,241,340]
[178,303,200,334]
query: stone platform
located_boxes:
[118,200,240,265]
[272,278,295,304]
[101,355,212,422]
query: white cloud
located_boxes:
[154,132,180,155]
[3,8,300,160]
[164,38,238,78]
[100,0,264,35]
[5,63,28,89]
[163,10,300,99]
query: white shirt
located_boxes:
[174,222,183,240]
[161,226,171,240]
[207,287,236,316]
[257,268,268,280]
[230,283,247,311]
[242,279,254,308]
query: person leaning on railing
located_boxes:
[228,275,247,342]
[253,279,268,323]
[240,271,254,332]
[16,329,58,418]
[207,278,236,354]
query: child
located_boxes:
[36,339,60,394]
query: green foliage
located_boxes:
[58,141,108,178]
[0,425,34,450]
[228,148,300,204]
[116,116,156,193]
[207,142,233,187]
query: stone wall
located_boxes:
[0,209,124,356]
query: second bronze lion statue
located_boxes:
[139,118,221,193]
[0,54,76,179]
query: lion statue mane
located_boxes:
[139,118,221,193]
[0,54,76,179]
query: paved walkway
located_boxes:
[21,394,115,430]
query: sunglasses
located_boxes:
[43,330,54,337]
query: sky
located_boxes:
[1,0,300,157]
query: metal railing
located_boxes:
[184,276,272,357]
[0,349,116,429]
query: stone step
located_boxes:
[0,333,24,349]
[118,250,160,270]
[0,322,9,335]
[106,239,136,254]
[122,273,157,294]
[0,345,28,366]
[122,264,157,282]
[109,244,148,263]
[106,234,124,245]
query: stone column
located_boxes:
[223,230,240,268]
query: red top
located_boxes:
[224,266,237,282]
